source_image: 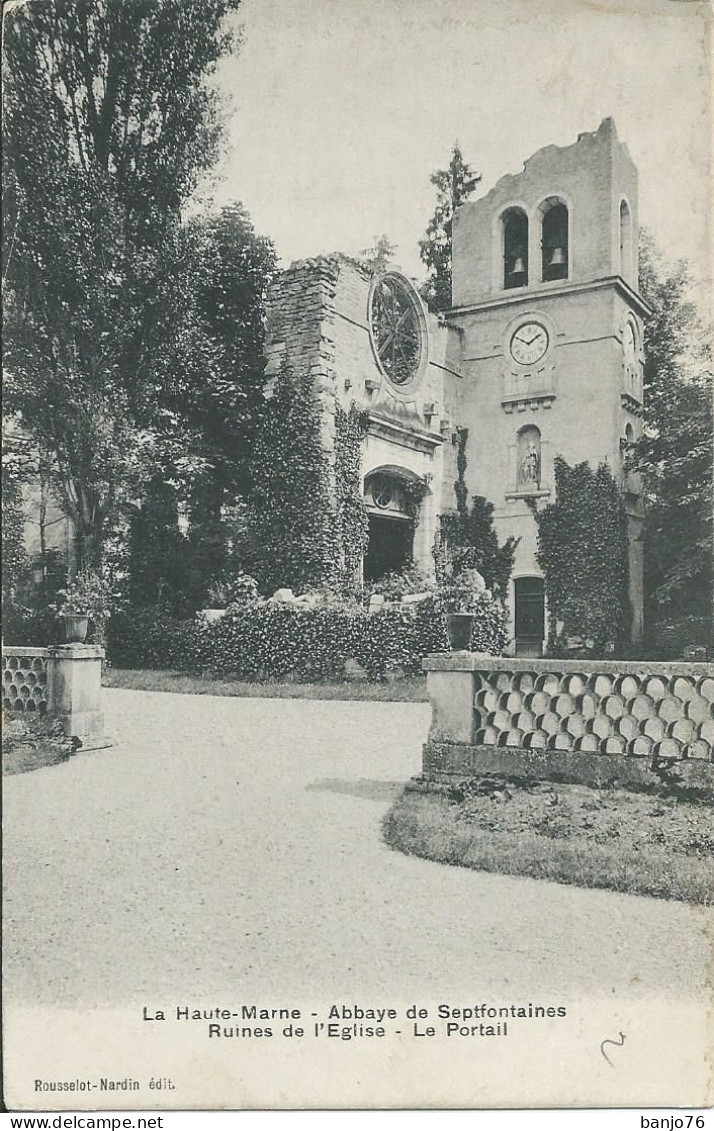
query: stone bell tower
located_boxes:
[448,117,649,655]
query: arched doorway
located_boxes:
[514,576,545,657]
[363,471,416,582]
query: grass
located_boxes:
[103,667,429,702]
[2,716,80,776]
[383,777,714,905]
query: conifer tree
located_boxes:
[419,143,481,311]
[629,233,712,630]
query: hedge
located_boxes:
[107,593,507,682]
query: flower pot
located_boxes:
[63,614,89,643]
[446,612,473,651]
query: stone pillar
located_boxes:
[424,656,478,744]
[47,644,105,742]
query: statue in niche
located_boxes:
[519,439,541,489]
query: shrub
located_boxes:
[468,592,509,654]
[107,586,509,682]
[644,614,712,660]
[1,602,62,646]
[107,607,209,672]
[361,564,434,604]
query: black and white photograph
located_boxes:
[2,0,712,1116]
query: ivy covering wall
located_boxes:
[436,427,519,599]
[247,362,368,594]
[534,458,630,656]
[334,404,369,587]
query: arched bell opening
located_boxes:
[363,468,423,583]
[502,208,529,289]
[541,199,569,282]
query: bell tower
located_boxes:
[448,118,649,654]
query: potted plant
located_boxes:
[441,568,488,651]
[55,569,114,643]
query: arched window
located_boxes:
[541,200,568,281]
[619,200,632,281]
[503,209,528,289]
[517,425,541,491]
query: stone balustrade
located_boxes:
[2,644,106,744]
[422,653,714,794]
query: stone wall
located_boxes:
[422,653,714,795]
[2,644,105,743]
[264,254,464,579]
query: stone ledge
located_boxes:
[422,740,714,799]
[423,653,714,677]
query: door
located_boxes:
[514,576,545,657]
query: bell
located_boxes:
[548,245,566,267]
[510,256,526,276]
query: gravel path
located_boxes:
[3,689,712,1008]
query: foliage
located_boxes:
[362,564,434,603]
[534,458,630,656]
[179,204,278,497]
[107,607,209,672]
[2,0,242,569]
[441,568,488,612]
[131,203,276,611]
[54,568,115,618]
[125,478,191,612]
[643,614,712,661]
[334,405,369,587]
[401,476,431,525]
[3,715,81,776]
[247,372,368,595]
[207,571,260,608]
[358,235,397,274]
[246,362,339,593]
[1,447,29,607]
[107,585,511,681]
[438,496,519,599]
[453,426,469,514]
[419,142,481,311]
[628,233,712,624]
[440,571,509,655]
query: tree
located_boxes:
[419,142,481,311]
[534,459,630,656]
[177,203,278,500]
[2,0,241,570]
[629,233,713,627]
[359,234,397,274]
[435,429,518,598]
[438,496,518,600]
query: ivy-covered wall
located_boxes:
[334,404,369,586]
[247,360,369,594]
[534,457,631,656]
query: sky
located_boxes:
[211,0,712,312]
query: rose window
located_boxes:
[369,273,424,387]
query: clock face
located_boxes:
[510,322,549,366]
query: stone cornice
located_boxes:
[445,276,652,320]
[366,411,444,454]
